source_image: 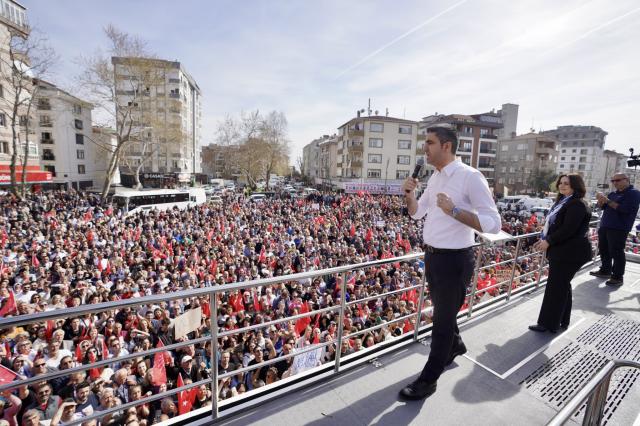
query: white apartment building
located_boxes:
[112,57,202,185]
[302,136,324,179]
[91,126,119,188]
[0,1,52,186]
[336,115,424,183]
[318,135,338,186]
[541,125,608,195]
[34,80,100,189]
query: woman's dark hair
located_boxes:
[426,125,458,153]
[555,173,586,201]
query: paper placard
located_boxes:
[174,307,202,339]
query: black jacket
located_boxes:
[545,198,592,264]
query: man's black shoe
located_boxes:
[446,343,467,366]
[589,270,611,279]
[399,379,437,400]
[528,324,557,333]
[605,278,623,287]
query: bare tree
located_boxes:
[0,28,56,197]
[215,110,290,189]
[76,24,170,198]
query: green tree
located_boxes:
[528,169,557,196]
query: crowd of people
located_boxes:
[0,188,560,425]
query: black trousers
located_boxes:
[598,227,628,279]
[419,248,475,383]
[536,259,583,330]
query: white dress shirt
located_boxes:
[411,160,501,249]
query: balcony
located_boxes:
[42,154,55,161]
[351,159,363,167]
[457,147,472,154]
[349,129,364,137]
[347,142,363,152]
[417,134,426,140]
[37,103,51,110]
[169,78,180,83]
[459,131,474,137]
[536,147,556,156]
[39,122,53,128]
[416,147,425,155]
[480,134,498,140]
[40,139,54,144]
[169,92,180,99]
[479,149,497,155]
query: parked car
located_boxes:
[208,195,223,204]
[497,195,530,211]
[247,194,267,203]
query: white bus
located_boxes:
[112,188,206,216]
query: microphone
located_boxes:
[405,158,424,193]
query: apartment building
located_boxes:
[201,143,241,180]
[302,136,324,179]
[0,1,53,187]
[91,126,118,188]
[336,115,422,183]
[495,132,559,195]
[32,80,100,189]
[541,125,608,195]
[318,134,338,186]
[112,57,202,185]
[419,111,503,188]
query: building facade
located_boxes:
[200,143,241,180]
[91,126,119,188]
[302,137,324,179]
[33,80,99,189]
[541,125,608,195]
[419,111,503,188]
[318,134,338,186]
[336,115,422,183]
[112,57,202,185]
[0,1,53,187]
[495,132,559,195]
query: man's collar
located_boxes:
[441,159,462,176]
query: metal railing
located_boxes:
[547,360,640,426]
[0,221,612,425]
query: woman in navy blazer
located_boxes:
[529,174,592,333]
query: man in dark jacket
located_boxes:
[591,173,640,286]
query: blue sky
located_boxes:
[22,0,640,165]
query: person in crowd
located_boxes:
[591,172,640,286]
[530,174,592,333]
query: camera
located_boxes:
[628,148,640,168]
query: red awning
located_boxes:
[0,170,53,184]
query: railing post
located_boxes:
[582,374,613,426]
[413,255,427,341]
[505,239,522,303]
[466,244,484,318]
[334,272,348,373]
[210,291,219,420]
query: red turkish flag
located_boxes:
[258,247,266,264]
[294,302,311,336]
[0,364,17,385]
[88,351,101,380]
[365,229,373,242]
[349,224,356,237]
[177,373,195,415]
[151,341,167,386]
[0,291,16,317]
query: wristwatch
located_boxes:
[452,206,461,218]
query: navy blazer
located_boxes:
[545,198,592,264]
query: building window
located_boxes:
[0,85,3,98]
[580,149,588,154]
[579,157,587,163]
[77,150,85,160]
[396,170,410,179]
[562,149,566,153]
[370,122,384,133]
[39,115,52,126]
[561,157,565,161]
[368,154,382,164]
[19,115,28,126]
[41,132,53,144]
[398,124,412,134]
[0,141,8,154]
[367,169,381,178]
[397,155,410,165]
[73,104,82,114]
[571,157,576,161]
[398,140,411,149]
[44,165,56,177]
[572,149,577,153]
[74,119,83,130]
[559,164,564,168]
[78,164,86,174]
[0,113,5,126]
[368,138,383,148]
[501,145,508,151]
[76,134,84,145]
[578,165,586,170]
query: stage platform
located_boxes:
[215,264,640,426]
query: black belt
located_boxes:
[423,244,472,254]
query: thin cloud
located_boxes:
[557,5,640,49]
[334,0,468,79]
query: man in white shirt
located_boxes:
[400,125,500,400]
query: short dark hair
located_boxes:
[427,125,458,154]
[555,173,586,201]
